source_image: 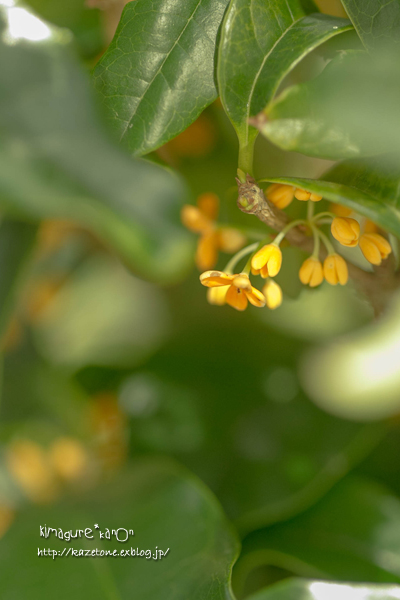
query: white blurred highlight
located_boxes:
[301,295,400,421]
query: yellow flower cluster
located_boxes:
[266,184,322,208]
[181,193,246,270]
[182,183,393,313]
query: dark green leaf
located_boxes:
[341,0,400,51]
[299,0,319,14]
[127,320,384,534]
[0,2,192,283]
[240,477,400,582]
[258,51,400,160]
[217,0,352,169]
[93,0,229,156]
[247,579,400,600]
[264,155,400,237]
[0,459,239,599]
[0,219,37,340]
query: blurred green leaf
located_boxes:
[0,219,37,340]
[300,291,400,421]
[239,477,400,583]
[247,579,400,600]
[300,0,319,14]
[25,0,103,59]
[32,255,171,369]
[259,51,400,159]
[0,459,239,599]
[0,2,192,283]
[93,0,229,156]
[340,0,400,51]
[264,156,400,237]
[217,0,351,169]
[127,317,384,534]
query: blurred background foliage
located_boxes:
[1,0,400,599]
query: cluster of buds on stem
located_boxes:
[181,181,393,313]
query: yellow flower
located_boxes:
[266,184,295,209]
[200,271,265,311]
[323,254,348,285]
[331,217,360,247]
[294,188,322,202]
[359,233,392,265]
[299,257,324,287]
[251,244,282,278]
[262,279,283,309]
[181,193,246,270]
[49,438,89,482]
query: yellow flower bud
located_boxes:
[323,254,348,286]
[359,233,392,265]
[266,184,295,209]
[262,279,283,309]
[251,244,282,278]
[207,286,229,306]
[294,188,311,201]
[330,203,352,217]
[218,228,246,253]
[331,217,360,247]
[309,193,323,202]
[299,257,323,287]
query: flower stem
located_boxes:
[307,201,314,222]
[317,228,335,255]
[274,219,306,246]
[225,242,259,273]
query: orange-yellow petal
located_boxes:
[196,231,219,270]
[251,244,282,277]
[359,233,392,265]
[181,205,211,233]
[310,193,323,202]
[197,192,219,221]
[324,254,348,286]
[207,285,229,306]
[294,188,311,201]
[246,286,266,307]
[225,285,248,311]
[266,184,295,209]
[218,228,246,253]
[331,217,360,247]
[200,270,234,287]
[299,257,323,287]
[330,203,352,217]
[262,280,282,309]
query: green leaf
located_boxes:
[340,0,400,51]
[258,50,400,160]
[240,477,400,583]
[264,155,400,237]
[0,459,239,599]
[0,219,37,340]
[126,320,384,534]
[247,579,400,600]
[0,2,192,283]
[31,255,171,369]
[299,0,320,14]
[217,0,352,171]
[93,0,229,156]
